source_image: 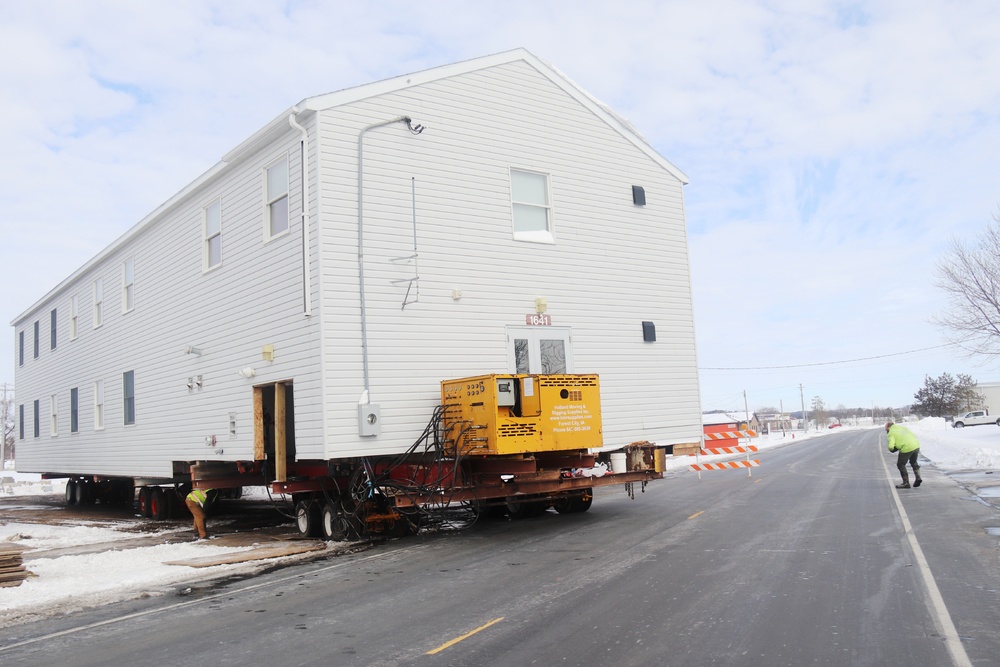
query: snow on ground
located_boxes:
[0,420,997,627]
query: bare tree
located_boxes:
[1,383,13,468]
[936,213,1000,356]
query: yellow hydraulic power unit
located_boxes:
[441,374,603,456]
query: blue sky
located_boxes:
[3,0,1000,413]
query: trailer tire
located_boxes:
[74,479,93,506]
[65,479,78,506]
[321,502,349,541]
[504,497,527,519]
[138,487,152,518]
[555,490,593,514]
[150,487,168,520]
[295,500,321,538]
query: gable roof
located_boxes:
[14,48,686,324]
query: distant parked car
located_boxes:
[828,423,842,429]
[951,410,1000,428]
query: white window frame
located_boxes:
[33,400,40,438]
[50,308,57,350]
[93,279,104,328]
[122,257,134,313]
[264,155,290,241]
[70,295,79,340]
[203,198,222,271]
[123,370,135,426]
[50,394,58,436]
[94,380,105,431]
[506,326,573,374]
[509,168,554,244]
[70,387,79,434]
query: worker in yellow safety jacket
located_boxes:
[885,421,922,489]
[185,488,213,540]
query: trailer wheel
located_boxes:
[150,487,168,520]
[138,487,152,518]
[555,490,593,514]
[74,479,93,506]
[321,502,351,541]
[65,479,78,506]
[295,500,321,538]
[504,497,527,519]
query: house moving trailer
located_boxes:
[11,49,703,539]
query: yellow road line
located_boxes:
[687,510,703,520]
[426,617,505,655]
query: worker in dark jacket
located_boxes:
[185,488,213,539]
[885,421,922,489]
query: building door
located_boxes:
[506,326,573,374]
[253,382,296,480]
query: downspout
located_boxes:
[289,107,312,316]
[357,116,423,401]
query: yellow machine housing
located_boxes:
[441,374,603,456]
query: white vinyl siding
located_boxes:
[204,198,222,270]
[265,156,289,239]
[122,258,134,313]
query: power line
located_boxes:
[699,343,955,371]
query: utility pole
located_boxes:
[799,383,806,432]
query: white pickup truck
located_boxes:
[951,410,1000,428]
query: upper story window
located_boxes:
[50,309,57,350]
[265,156,289,239]
[510,169,553,243]
[18,331,24,366]
[123,370,135,426]
[33,321,39,359]
[204,199,222,270]
[93,278,104,328]
[70,295,79,340]
[122,258,134,313]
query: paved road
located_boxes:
[1,429,999,666]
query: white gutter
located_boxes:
[288,107,312,316]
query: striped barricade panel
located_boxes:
[691,460,760,471]
[704,430,758,440]
[699,445,759,456]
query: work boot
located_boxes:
[896,472,910,489]
[913,473,922,488]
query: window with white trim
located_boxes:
[122,258,134,313]
[50,394,58,436]
[204,199,222,270]
[50,309,57,350]
[70,387,79,434]
[18,331,23,366]
[18,404,23,440]
[33,321,39,358]
[265,156,289,239]
[93,279,103,328]
[510,169,553,242]
[33,400,39,438]
[123,370,135,426]
[94,380,104,430]
[70,295,79,340]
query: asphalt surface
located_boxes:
[1,430,999,666]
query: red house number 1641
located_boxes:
[525,314,552,326]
